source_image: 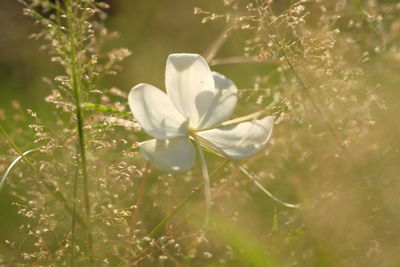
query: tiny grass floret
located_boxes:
[128,53,274,173]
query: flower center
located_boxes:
[187,127,196,136]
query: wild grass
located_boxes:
[0,0,399,266]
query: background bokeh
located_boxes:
[0,1,247,112]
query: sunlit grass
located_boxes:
[0,0,399,266]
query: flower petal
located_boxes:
[138,137,195,173]
[165,53,215,127]
[129,83,188,139]
[197,72,238,129]
[197,116,274,160]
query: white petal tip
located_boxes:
[167,53,208,71]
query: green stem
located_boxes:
[70,143,80,267]
[65,0,93,262]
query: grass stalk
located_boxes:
[204,26,232,62]
[0,149,38,193]
[65,0,93,262]
[70,143,80,266]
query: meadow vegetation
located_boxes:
[0,0,399,266]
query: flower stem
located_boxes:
[194,136,211,232]
[234,162,300,209]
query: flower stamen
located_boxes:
[194,110,269,132]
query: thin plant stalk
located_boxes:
[0,149,38,193]
[204,26,232,62]
[65,0,93,262]
[70,143,80,267]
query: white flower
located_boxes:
[128,53,273,173]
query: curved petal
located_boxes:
[138,137,195,173]
[197,72,238,129]
[129,83,188,139]
[165,53,215,127]
[197,116,274,160]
